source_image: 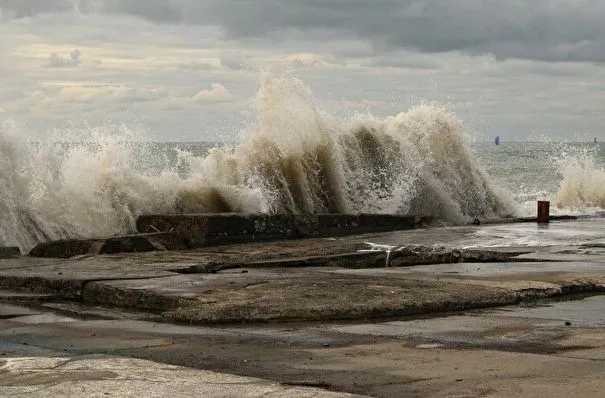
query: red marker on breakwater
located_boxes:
[537,201,550,223]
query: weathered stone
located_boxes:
[28,214,426,258]
[174,252,392,273]
[136,213,421,248]
[29,239,106,258]
[100,233,185,254]
[82,281,191,312]
[0,275,82,299]
[0,247,21,259]
[480,214,579,225]
[29,232,184,258]
[4,219,605,325]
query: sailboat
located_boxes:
[494,135,500,146]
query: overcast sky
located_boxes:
[1,0,604,141]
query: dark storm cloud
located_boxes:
[3,0,605,62]
[196,0,605,62]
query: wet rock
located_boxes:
[173,252,392,273]
[29,233,184,258]
[29,239,105,259]
[389,246,464,267]
[136,213,422,249]
[0,276,82,299]
[171,245,529,273]
[0,247,21,259]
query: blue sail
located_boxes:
[494,135,500,146]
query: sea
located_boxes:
[2,77,605,252]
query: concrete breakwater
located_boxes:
[21,212,597,258]
[136,213,425,246]
[2,218,605,326]
[29,213,426,258]
[0,246,20,259]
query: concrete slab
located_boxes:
[331,295,605,351]
[9,313,78,324]
[2,297,605,398]
[0,290,61,305]
[1,255,603,324]
[2,219,605,324]
[0,356,364,397]
[40,302,159,321]
[330,261,605,277]
[0,247,21,259]
[83,268,522,321]
[0,304,42,319]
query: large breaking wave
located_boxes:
[1,76,516,252]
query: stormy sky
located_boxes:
[1,0,604,141]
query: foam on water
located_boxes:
[476,140,605,217]
[0,120,189,250]
[1,76,518,251]
[555,145,605,210]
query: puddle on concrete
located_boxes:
[331,294,605,339]
[495,294,605,327]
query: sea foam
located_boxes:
[1,75,517,252]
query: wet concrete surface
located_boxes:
[1,295,605,397]
[0,356,364,398]
[367,219,605,249]
[495,295,605,327]
[2,219,605,396]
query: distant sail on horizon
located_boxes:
[494,135,500,146]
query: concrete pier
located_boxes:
[28,213,424,258]
[136,213,423,247]
[3,218,605,397]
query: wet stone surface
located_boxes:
[2,219,605,396]
[0,295,605,397]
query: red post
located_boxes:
[537,201,550,223]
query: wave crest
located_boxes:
[0,76,516,251]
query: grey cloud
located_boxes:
[95,0,183,23]
[0,0,73,18]
[100,0,605,63]
[204,0,605,63]
[6,1,605,62]
[46,49,82,68]
[0,0,181,20]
